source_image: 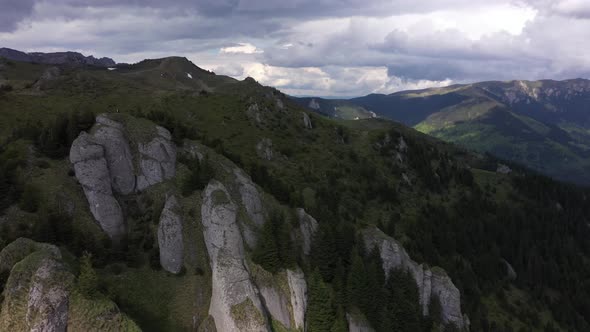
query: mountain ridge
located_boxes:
[0,47,116,67]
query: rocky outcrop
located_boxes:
[302,112,313,129]
[259,285,291,328]
[70,132,125,240]
[0,240,72,332]
[296,208,319,255]
[158,195,184,274]
[70,114,177,239]
[25,258,71,332]
[253,267,307,330]
[308,99,320,110]
[362,227,467,329]
[33,66,61,91]
[497,164,512,174]
[256,138,273,161]
[92,115,135,195]
[234,169,265,227]
[136,126,176,191]
[286,269,307,330]
[201,180,269,331]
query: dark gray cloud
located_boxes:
[0,0,34,31]
[0,0,589,96]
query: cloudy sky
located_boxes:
[0,0,589,96]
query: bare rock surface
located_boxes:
[296,208,318,255]
[201,180,269,332]
[286,269,307,330]
[70,114,177,239]
[70,132,125,240]
[362,227,466,329]
[158,195,184,274]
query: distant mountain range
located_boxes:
[294,79,590,185]
[0,47,115,67]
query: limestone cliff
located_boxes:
[362,227,468,329]
[70,114,177,239]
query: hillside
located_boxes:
[1,57,590,332]
[297,80,590,185]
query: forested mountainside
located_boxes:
[1,55,590,332]
[294,80,590,185]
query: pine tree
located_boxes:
[78,251,99,298]
[307,269,337,332]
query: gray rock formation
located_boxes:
[308,99,320,110]
[287,269,307,330]
[25,258,71,332]
[302,112,313,129]
[70,114,178,239]
[0,240,73,332]
[92,115,135,195]
[362,227,466,329]
[259,285,291,328]
[346,313,375,332]
[296,208,318,255]
[497,164,512,174]
[201,180,269,332]
[276,98,285,110]
[70,132,125,240]
[234,168,265,227]
[33,66,61,91]
[137,126,177,191]
[256,138,274,161]
[158,195,184,274]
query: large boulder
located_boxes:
[296,208,318,255]
[93,115,136,195]
[70,132,125,240]
[286,269,307,330]
[201,180,269,331]
[302,112,313,129]
[362,227,467,329]
[158,195,184,274]
[70,114,178,239]
[136,126,177,191]
[0,240,72,332]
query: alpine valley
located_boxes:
[1,51,589,332]
[295,79,590,185]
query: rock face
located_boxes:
[286,269,307,330]
[302,112,313,129]
[25,258,71,332]
[70,132,125,240]
[93,115,135,195]
[234,169,265,227]
[0,240,73,332]
[233,168,266,249]
[33,66,61,91]
[70,114,177,239]
[296,208,319,255]
[258,285,291,328]
[136,126,177,191]
[362,227,466,329]
[158,195,184,274]
[256,138,274,161]
[201,180,269,331]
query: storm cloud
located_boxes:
[0,0,589,96]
